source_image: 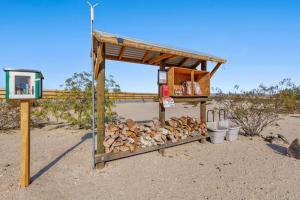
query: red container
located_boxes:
[162,85,169,97]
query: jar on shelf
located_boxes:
[183,81,192,95]
[194,82,201,95]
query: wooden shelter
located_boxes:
[92,31,226,167]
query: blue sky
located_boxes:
[0,0,299,92]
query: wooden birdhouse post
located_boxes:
[3,68,44,187]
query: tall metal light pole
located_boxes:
[88,1,98,168]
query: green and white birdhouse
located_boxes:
[3,68,44,99]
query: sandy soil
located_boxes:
[0,102,300,200]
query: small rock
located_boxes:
[223,162,232,166]
[287,138,300,159]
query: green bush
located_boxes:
[33,72,121,129]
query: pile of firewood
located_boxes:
[165,117,207,142]
[103,116,207,153]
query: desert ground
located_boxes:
[0,102,299,200]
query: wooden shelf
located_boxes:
[172,97,211,103]
[95,134,209,163]
[167,67,210,97]
[194,70,210,96]
[171,95,195,97]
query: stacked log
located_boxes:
[165,117,207,142]
[103,116,207,153]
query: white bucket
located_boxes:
[208,130,227,144]
[226,127,240,141]
[207,121,227,144]
[218,120,240,142]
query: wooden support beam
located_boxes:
[200,102,207,124]
[158,61,166,127]
[20,100,30,187]
[148,54,175,65]
[92,36,98,55]
[118,46,126,60]
[192,60,202,68]
[94,43,103,79]
[201,61,207,70]
[200,61,207,137]
[96,44,106,169]
[142,50,150,63]
[210,62,222,78]
[178,57,188,66]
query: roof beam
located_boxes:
[142,50,150,63]
[178,57,188,66]
[201,61,207,70]
[106,55,153,66]
[163,56,178,64]
[118,46,126,60]
[210,63,222,78]
[148,54,176,65]
[191,60,202,68]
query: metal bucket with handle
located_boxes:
[217,109,240,141]
[207,110,227,144]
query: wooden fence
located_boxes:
[0,88,158,102]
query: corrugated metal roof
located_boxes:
[93,30,226,67]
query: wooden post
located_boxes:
[96,43,106,169]
[20,100,30,187]
[158,61,166,155]
[158,61,165,127]
[200,61,207,143]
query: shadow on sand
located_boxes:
[31,132,92,183]
[266,143,287,156]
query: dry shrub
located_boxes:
[217,94,279,136]
[0,100,50,130]
[1,71,121,130]
[215,79,300,136]
[0,101,20,130]
[31,100,51,128]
